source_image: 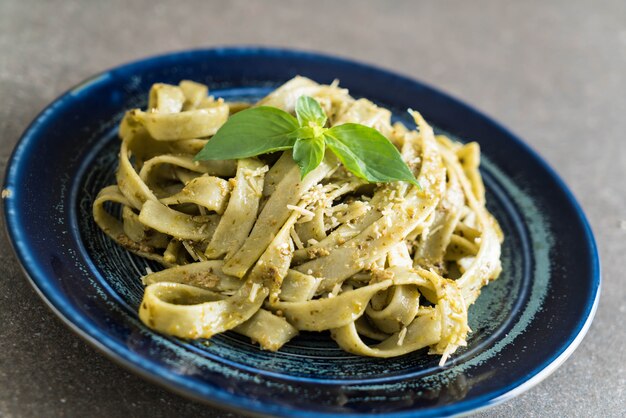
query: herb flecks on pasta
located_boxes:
[93,76,503,365]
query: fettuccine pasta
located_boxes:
[93,77,503,364]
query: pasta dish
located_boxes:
[93,76,503,364]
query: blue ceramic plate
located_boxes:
[2,48,599,417]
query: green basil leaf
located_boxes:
[292,136,326,179]
[289,126,315,140]
[324,123,419,186]
[296,95,327,128]
[194,106,299,161]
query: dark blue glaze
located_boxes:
[2,47,600,417]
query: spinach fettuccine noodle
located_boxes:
[93,76,503,364]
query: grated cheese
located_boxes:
[287,204,315,219]
[330,282,342,297]
[197,222,209,234]
[397,327,408,346]
[242,165,269,196]
[381,202,394,227]
[182,241,201,261]
[290,227,304,250]
[249,282,260,302]
[428,224,444,236]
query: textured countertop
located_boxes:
[1,1,624,416]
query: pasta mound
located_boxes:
[93,76,503,364]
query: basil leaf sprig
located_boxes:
[194,96,419,186]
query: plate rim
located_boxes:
[1,46,601,417]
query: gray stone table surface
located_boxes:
[1,0,624,417]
